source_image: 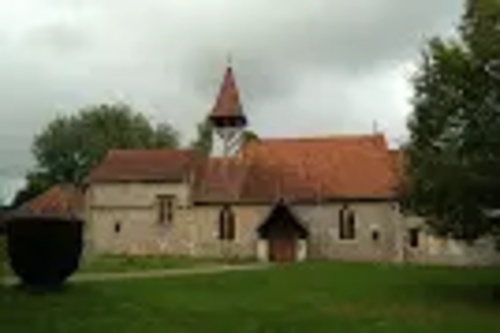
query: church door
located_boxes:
[269,236,297,262]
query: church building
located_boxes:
[22,66,500,266]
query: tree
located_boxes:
[11,172,52,208]
[404,0,500,241]
[242,130,260,145]
[13,103,180,207]
[0,191,5,209]
[190,117,213,155]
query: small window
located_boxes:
[114,222,121,234]
[158,195,175,225]
[218,205,236,241]
[339,206,356,240]
[372,230,380,242]
[408,228,420,248]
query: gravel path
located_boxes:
[3,263,271,285]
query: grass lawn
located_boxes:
[79,255,228,274]
[1,262,500,332]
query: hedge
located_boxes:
[5,216,83,289]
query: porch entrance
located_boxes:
[257,200,308,263]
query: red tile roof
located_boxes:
[88,149,198,183]
[195,134,399,203]
[21,184,84,217]
[209,66,246,122]
[88,134,400,203]
[193,157,250,202]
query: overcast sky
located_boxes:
[0,0,464,200]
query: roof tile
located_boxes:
[87,134,399,203]
[196,134,399,203]
[209,66,246,121]
[88,149,197,183]
[21,184,84,217]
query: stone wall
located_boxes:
[85,181,500,266]
[295,202,402,263]
[86,182,269,259]
[86,182,191,255]
[400,215,500,266]
[185,205,268,259]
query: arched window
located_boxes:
[339,205,356,240]
[408,228,420,248]
[218,205,236,241]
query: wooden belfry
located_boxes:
[208,64,248,158]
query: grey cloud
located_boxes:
[28,23,89,54]
[180,0,463,107]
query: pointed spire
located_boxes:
[209,63,247,128]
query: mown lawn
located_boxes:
[79,255,226,274]
[1,262,500,333]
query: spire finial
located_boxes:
[227,53,233,67]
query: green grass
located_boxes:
[79,255,226,274]
[1,262,500,332]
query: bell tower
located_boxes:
[208,65,248,157]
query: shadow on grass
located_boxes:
[425,282,500,308]
[13,282,72,295]
[0,280,83,299]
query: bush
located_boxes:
[0,236,5,285]
[5,216,83,289]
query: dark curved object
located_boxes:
[5,215,83,288]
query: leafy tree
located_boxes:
[154,123,181,148]
[0,188,6,282]
[242,130,260,145]
[11,172,52,208]
[190,118,213,155]
[0,191,5,209]
[13,103,180,207]
[404,0,500,241]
